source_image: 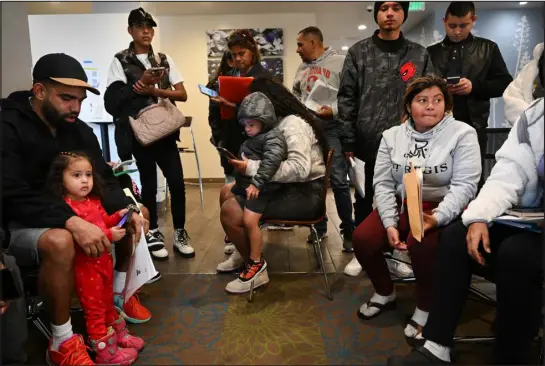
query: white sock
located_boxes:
[424,340,451,362]
[404,307,429,337]
[50,319,74,351]
[360,291,396,317]
[114,271,126,294]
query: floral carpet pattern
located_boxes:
[135,274,413,365]
[26,274,505,365]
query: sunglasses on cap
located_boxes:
[228,30,255,43]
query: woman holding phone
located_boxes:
[208,31,274,253]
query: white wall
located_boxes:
[158,12,316,179]
[1,2,33,97]
[22,11,314,182]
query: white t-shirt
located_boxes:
[106,53,184,87]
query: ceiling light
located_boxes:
[358,24,367,30]
[519,1,528,4]
[342,46,349,51]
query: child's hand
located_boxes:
[111,227,127,242]
[118,209,129,218]
[246,184,260,200]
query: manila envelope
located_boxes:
[403,162,424,242]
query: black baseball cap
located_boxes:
[32,53,100,95]
[128,7,157,27]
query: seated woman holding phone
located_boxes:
[351,76,481,345]
[216,77,329,294]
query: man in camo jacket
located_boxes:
[338,1,434,225]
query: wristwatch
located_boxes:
[126,204,140,214]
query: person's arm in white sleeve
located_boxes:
[153,54,187,102]
[461,111,539,226]
[503,61,535,126]
[106,58,128,86]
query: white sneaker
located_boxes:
[217,250,244,273]
[173,229,195,258]
[150,248,169,261]
[344,256,363,276]
[224,236,235,255]
[387,250,414,278]
[225,269,270,294]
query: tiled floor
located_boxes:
[152,184,355,275]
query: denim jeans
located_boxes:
[315,127,355,234]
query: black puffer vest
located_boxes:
[108,42,179,159]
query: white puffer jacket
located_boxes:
[503,43,544,126]
[462,98,544,226]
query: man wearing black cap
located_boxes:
[1,53,150,365]
[105,7,194,266]
[427,2,512,188]
[338,1,434,277]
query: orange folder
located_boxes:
[218,76,254,120]
[403,162,424,242]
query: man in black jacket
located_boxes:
[427,2,513,185]
[1,53,149,365]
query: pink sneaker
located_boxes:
[91,328,138,365]
[111,316,145,352]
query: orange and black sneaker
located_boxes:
[46,334,95,365]
[114,293,152,324]
[238,259,267,283]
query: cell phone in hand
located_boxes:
[446,76,461,85]
[216,147,237,160]
[198,84,219,98]
[117,208,135,228]
[149,67,166,75]
[1,268,23,301]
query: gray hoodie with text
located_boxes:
[374,114,481,229]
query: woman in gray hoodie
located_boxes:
[352,76,481,344]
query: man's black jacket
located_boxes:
[1,90,131,229]
[427,34,513,129]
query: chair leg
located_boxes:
[311,225,332,301]
[248,279,255,303]
[190,126,205,212]
[34,317,52,339]
[164,176,169,214]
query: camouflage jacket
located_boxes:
[337,31,434,162]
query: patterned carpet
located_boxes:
[27,273,535,365]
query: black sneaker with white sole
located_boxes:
[173,229,195,258]
[146,230,165,251]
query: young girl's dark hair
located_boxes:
[206,50,234,89]
[46,151,106,202]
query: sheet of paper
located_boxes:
[304,79,338,112]
[403,163,424,242]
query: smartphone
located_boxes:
[117,208,135,228]
[198,84,219,98]
[1,268,23,301]
[446,76,461,85]
[149,67,166,75]
[216,147,237,160]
